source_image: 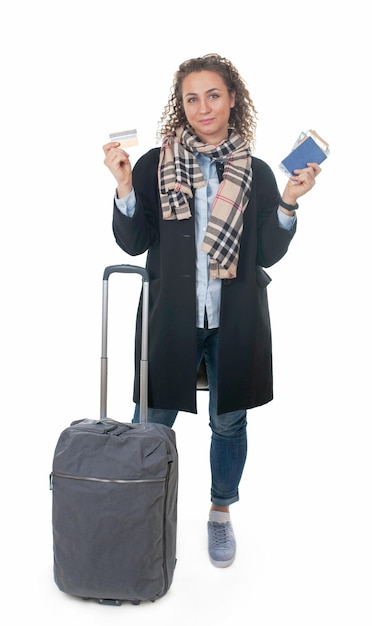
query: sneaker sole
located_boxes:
[209,554,235,568]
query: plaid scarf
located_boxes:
[158,127,252,279]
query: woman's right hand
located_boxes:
[103,142,133,198]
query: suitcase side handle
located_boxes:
[100,264,149,424]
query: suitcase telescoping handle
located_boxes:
[100,265,149,423]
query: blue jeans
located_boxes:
[133,328,247,507]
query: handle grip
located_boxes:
[103,264,149,282]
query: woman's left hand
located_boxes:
[282,162,322,206]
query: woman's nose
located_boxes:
[199,97,211,113]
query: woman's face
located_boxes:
[181,70,235,145]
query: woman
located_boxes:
[103,53,321,568]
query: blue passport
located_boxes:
[279,131,329,178]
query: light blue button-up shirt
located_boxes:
[115,153,296,329]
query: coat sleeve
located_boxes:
[253,157,297,268]
[112,148,160,256]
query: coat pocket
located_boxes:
[256,266,272,288]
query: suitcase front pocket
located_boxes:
[52,473,169,602]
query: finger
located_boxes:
[293,164,319,176]
[291,172,316,193]
[102,141,121,156]
[104,148,130,168]
[293,165,319,185]
[306,162,322,177]
[300,172,316,187]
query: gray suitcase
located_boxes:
[50,265,178,605]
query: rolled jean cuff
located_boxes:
[210,491,240,507]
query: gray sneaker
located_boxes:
[207,521,236,568]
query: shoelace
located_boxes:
[210,522,230,547]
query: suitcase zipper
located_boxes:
[50,471,166,489]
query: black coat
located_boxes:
[113,148,296,414]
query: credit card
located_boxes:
[109,129,138,148]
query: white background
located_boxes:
[1,1,371,624]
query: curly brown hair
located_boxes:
[156,53,258,148]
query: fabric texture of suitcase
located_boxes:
[51,418,178,604]
[50,265,178,605]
